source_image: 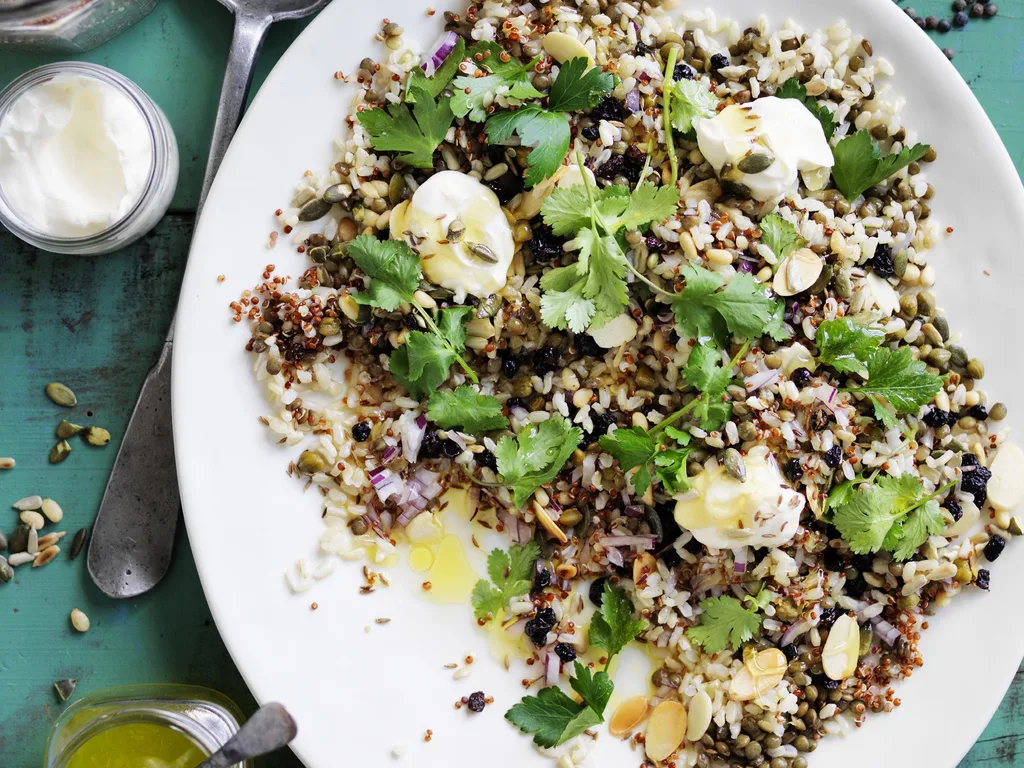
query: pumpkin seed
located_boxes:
[467,242,499,264]
[54,678,78,702]
[13,495,42,511]
[56,419,84,438]
[806,263,833,295]
[322,184,349,204]
[737,152,775,174]
[298,197,332,221]
[388,174,406,205]
[609,695,649,737]
[70,528,88,561]
[446,220,466,242]
[0,556,12,584]
[41,498,63,523]
[46,382,77,407]
[308,246,328,263]
[50,440,72,464]
[297,450,326,475]
[893,250,909,278]
[8,525,30,555]
[318,317,341,337]
[832,269,852,299]
[723,448,747,482]
[83,427,111,446]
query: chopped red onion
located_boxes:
[733,546,749,574]
[638,71,652,84]
[624,504,645,518]
[599,534,656,550]
[372,471,405,503]
[380,445,399,465]
[397,506,424,527]
[780,619,810,646]
[745,368,780,392]
[545,651,560,686]
[401,413,427,464]
[421,31,460,77]
[624,87,641,113]
[870,615,902,647]
[606,547,624,567]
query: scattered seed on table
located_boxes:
[70,608,90,633]
[46,382,77,407]
[953,11,968,26]
[0,458,14,470]
[8,552,33,567]
[27,528,38,555]
[49,440,72,464]
[984,2,997,15]
[0,556,12,583]
[70,528,88,560]
[937,18,952,32]
[41,499,63,523]
[54,678,78,702]
[20,510,45,530]
[8,526,29,555]
[943,48,956,60]
[969,2,984,16]
[37,532,66,549]
[82,427,111,447]
[56,420,84,439]
[33,546,60,567]
[0,529,6,551]
[13,495,42,511]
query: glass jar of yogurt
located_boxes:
[0,0,159,52]
[0,62,178,255]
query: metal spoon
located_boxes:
[197,702,298,768]
[88,0,330,598]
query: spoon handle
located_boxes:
[197,703,298,768]
[198,10,272,215]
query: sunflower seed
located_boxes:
[41,498,63,523]
[46,382,77,407]
[13,495,42,511]
[50,440,72,463]
[83,427,111,447]
[70,528,88,561]
[27,527,38,555]
[54,678,78,702]
[33,545,60,567]
[20,510,45,530]
[38,532,66,549]
[56,420,84,438]
[8,552,33,567]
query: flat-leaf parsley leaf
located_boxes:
[505,661,610,748]
[427,386,508,434]
[357,84,454,168]
[471,540,541,620]
[452,42,542,122]
[831,130,930,202]
[686,588,768,653]
[495,416,582,507]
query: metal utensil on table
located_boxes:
[88,0,331,599]
[196,702,298,768]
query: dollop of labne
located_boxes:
[389,170,514,300]
[674,446,804,549]
[696,96,834,202]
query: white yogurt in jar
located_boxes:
[0,73,154,238]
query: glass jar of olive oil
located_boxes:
[44,685,252,768]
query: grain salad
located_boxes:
[231,2,1024,766]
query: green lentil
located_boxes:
[966,358,985,380]
[990,402,1008,420]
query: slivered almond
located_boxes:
[731,648,787,701]
[609,695,649,737]
[821,613,860,681]
[644,700,687,762]
[685,690,713,742]
[633,553,657,586]
[533,501,567,544]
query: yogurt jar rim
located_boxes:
[0,61,167,247]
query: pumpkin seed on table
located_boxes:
[298,197,332,221]
[57,419,84,438]
[737,152,775,174]
[54,678,78,702]
[82,427,111,447]
[8,525,30,555]
[50,440,72,463]
[0,555,12,583]
[46,382,77,407]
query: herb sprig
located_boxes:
[495,416,583,508]
[427,386,508,434]
[777,79,836,140]
[471,540,541,620]
[599,401,695,496]
[506,583,645,747]
[686,586,770,653]
[832,130,931,202]
[348,235,478,397]
[357,84,455,169]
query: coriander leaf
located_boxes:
[496,416,582,507]
[776,78,836,140]
[764,298,791,342]
[390,333,455,399]
[611,182,678,232]
[599,426,656,495]
[406,37,466,102]
[427,386,508,434]
[845,346,942,415]
[653,448,691,493]
[670,78,719,134]
[869,395,911,438]
[704,272,778,339]
[487,106,571,186]
[589,582,647,661]
[539,270,595,333]
[349,235,420,310]
[891,499,945,561]
[562,227,630,330]
[540,184,594,236]
[357,84,454,168]
[472,540,541,619]
[831,130,931,202]
[683,344,734,431]
[815,317,884,376]
[672,266,777,344]
[505,683,603,749]
[832,474,942,559]
[569,662,614,716]
[662,425,691,445]
[546,57,615,113]
[452,42,543,122]
[434,305,471,352]
[759,212,806,265]
[686,594,763,653]
[671,264,725,341]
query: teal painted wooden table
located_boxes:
[0,1,1022,765]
